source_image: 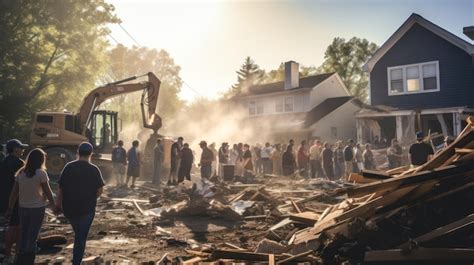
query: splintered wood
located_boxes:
[197,118,474,264]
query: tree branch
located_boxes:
[29,35,62,99]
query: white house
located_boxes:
[232,61,360,143]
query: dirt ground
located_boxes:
[10,173,348,264]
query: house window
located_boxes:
[256,101,264,115]
[275,98,283,113]
[388,61,439,95]
[249,100,264,115]
[284,97,293,112]
[249,101,256,116]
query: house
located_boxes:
[232,61,360,143]
[357,13,474,146]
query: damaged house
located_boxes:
[357,13,474,146]
[232,61,360,143]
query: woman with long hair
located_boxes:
[8,148,55,264]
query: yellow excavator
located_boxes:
[30,72,164,177]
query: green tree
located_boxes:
[319,37,378,101]
[231,56,264,93]
[101,44,184,127]
[0,0,119,141]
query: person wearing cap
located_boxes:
[1,139,27,259]
[56,142,105,265]
[199,141,214,179]
[111,140,127,187]
[409,131,434,167]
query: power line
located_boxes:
[111,13,203,97]
[107,32,119,45]
[118,24,142,47]
[182,80,203,97]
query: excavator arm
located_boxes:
[77,72,162,135]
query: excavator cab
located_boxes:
[89,110,118,152]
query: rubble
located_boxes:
[4,120,473,264]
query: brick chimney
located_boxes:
[284,61,299,90]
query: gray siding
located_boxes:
[370,23,474,109]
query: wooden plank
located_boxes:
[398,214,474,248]
[182,257,203,265]
[211,250,315,262]
[365,248,474,262]
[290,199,302,213]
[454,148,474,154]
[345,163,474,198]
[334,186,416,223]
[276,250,314,264]
[101,197,149,203]
[132,199,145,216]
[289,212,320,226]
[268,254,275,265]
[360,169,391,179]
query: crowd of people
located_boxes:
[0,130,443,264]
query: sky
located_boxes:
[107,0,474,103]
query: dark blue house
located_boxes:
[356,13,474,145]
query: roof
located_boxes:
[304,96,352,127]
[235,73,334,97]
[364,13,474,72]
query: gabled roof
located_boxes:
[364,13,474,72]
[304,96,352,127]
[234,72,334,98]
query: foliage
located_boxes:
[0,0,119,141]
[101,44,184,128]
[320,37,378,101]
[231,56,264,94]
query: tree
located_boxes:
[0,0,119,141]
[319,37,378,101]
[101,44,184,129]
[231,56,264,93]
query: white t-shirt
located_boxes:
[261,147,273,159]
[16,169,49,208]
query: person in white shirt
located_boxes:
[8,148,55,264]
[309,140,324,178]
[261,142,273,174]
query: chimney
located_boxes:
[463,26,474,40]
[284,61,299,90]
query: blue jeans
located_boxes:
[201,164,212,179]
[19,206,45,254]
[68,212,95,265]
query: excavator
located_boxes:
[30,72,165,178]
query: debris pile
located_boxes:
[6,120,474,264]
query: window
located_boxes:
[249,101,256,115]
[388,61,439,95]
[389,68,403,93]
[65,115,75,132]
[275,98,283,113]
[37,115,53,123]
[284,97,294,112]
